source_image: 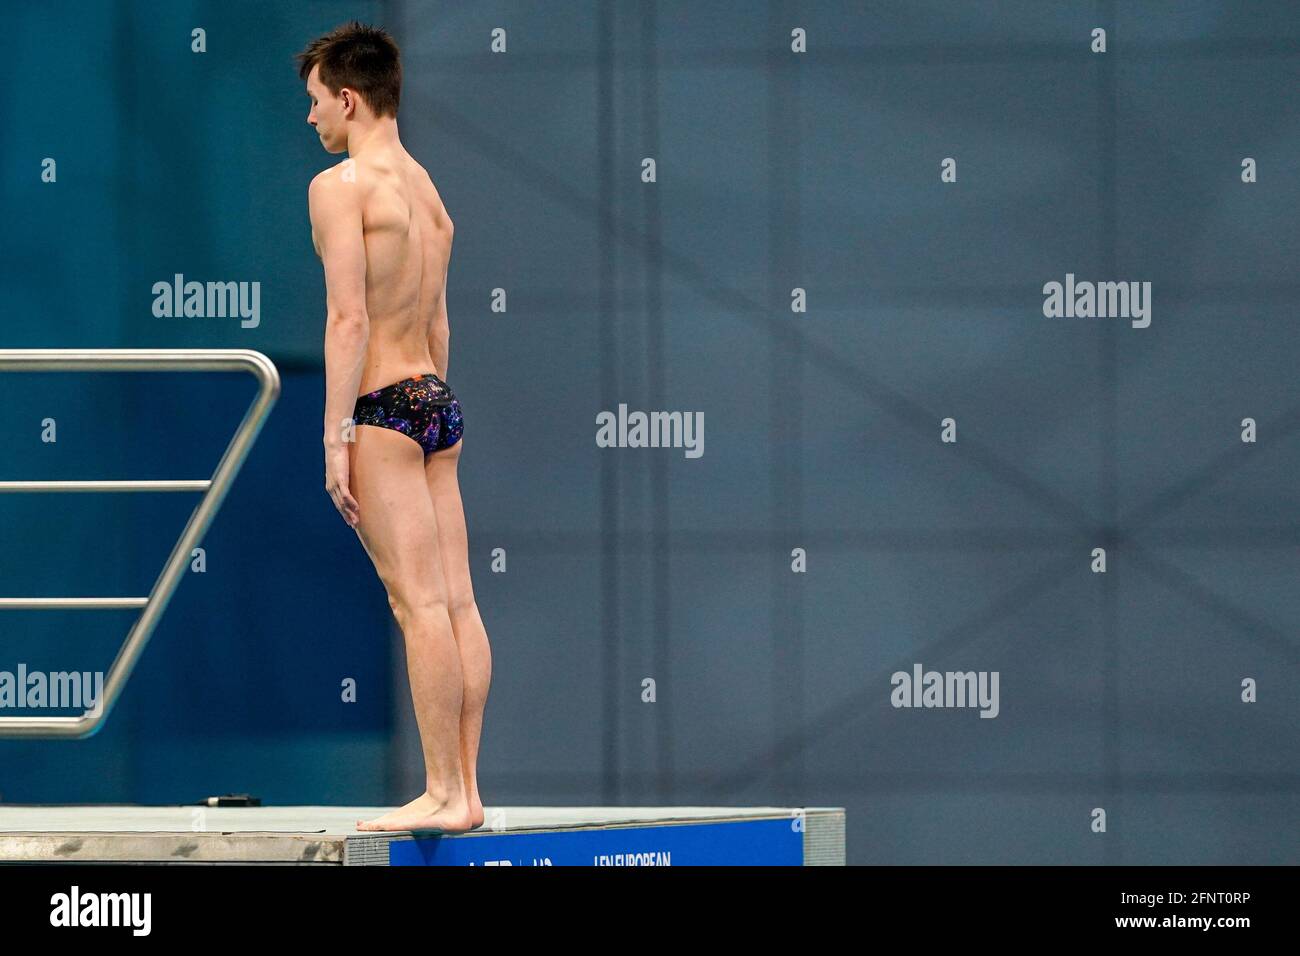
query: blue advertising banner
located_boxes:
[388,818,803,866]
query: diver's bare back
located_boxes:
[348,148,453,393]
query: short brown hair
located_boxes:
[297,21,401,119]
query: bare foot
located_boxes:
[468,793,484,830]
[356,791,474,833]
[462,765,484,829]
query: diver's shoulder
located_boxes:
[308,159,360,194]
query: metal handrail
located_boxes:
[0,349,280,738]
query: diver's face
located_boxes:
[305,65,348,154]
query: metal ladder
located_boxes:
[0,349,280,737]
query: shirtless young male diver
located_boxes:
[298,21,490,833]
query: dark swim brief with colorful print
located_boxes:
[352,372,464,456]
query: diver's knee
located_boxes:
[388,589,450,631]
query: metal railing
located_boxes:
[0,349,280,738]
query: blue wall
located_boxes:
[1,0,396,804]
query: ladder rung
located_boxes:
[0,480,210,492]
[0,597,150,610]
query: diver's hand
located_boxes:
[324,442,360,528]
